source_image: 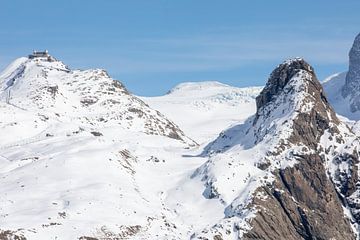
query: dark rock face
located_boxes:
[343,33,360,112]
[245,155,356,240]
[256,58,315,113]
[244,59,359,239]
[0,230,26,240]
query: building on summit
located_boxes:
[28,50,49,59]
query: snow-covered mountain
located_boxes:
[142,82,262,144]
[322,33,360,121]
[0,53,203,239]
[342,33,360,113]
[1,51,360,240]
[0,55,193,144]
[191,58,360,239]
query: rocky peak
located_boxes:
[247,59,359,239]
[343,33,360,112]
[196,58,359,240]
[252,58,337,149]
[203,58,334,154]
[256,58,315,112]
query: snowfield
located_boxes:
[142,81,262,144]
[322,72,360,121]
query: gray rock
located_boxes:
[247,59,358,239]
[343,33,360,112]
[196,58,360,239]
[256,58,315,112]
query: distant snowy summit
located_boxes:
[166,81,261,105]
[142,81,262,143]
[323,33,360,120]
[343,33,360,112]
[167,81,230,94]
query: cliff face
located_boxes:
[343,33,360,112]
[248,58,358,240]
[194,58,359,240]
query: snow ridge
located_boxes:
[0,56,194,144]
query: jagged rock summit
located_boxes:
[254,58,333,146]
[256,58,315,111]
[343,33,360,112]
[249,58,360,240]
[194,58,360,239]
[256,58,314,111]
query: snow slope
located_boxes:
[142,81,262,144]
[0,54,268,240]
[321,33,360,122]
[0,55,217,239]
[0,56,193,144]
[322,72,360,121]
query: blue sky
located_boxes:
[0,0,359,96]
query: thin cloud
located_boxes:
[105,33,352,74]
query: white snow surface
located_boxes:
[0,57,262,239]
[322,72,360,121]
[0,56,194,145]
[142,81,262,144]
[0,57,210,239]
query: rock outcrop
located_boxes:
[249,59,358,239]
[343,33,360,112]
[255,58,315,112]
[195,58,360,239]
